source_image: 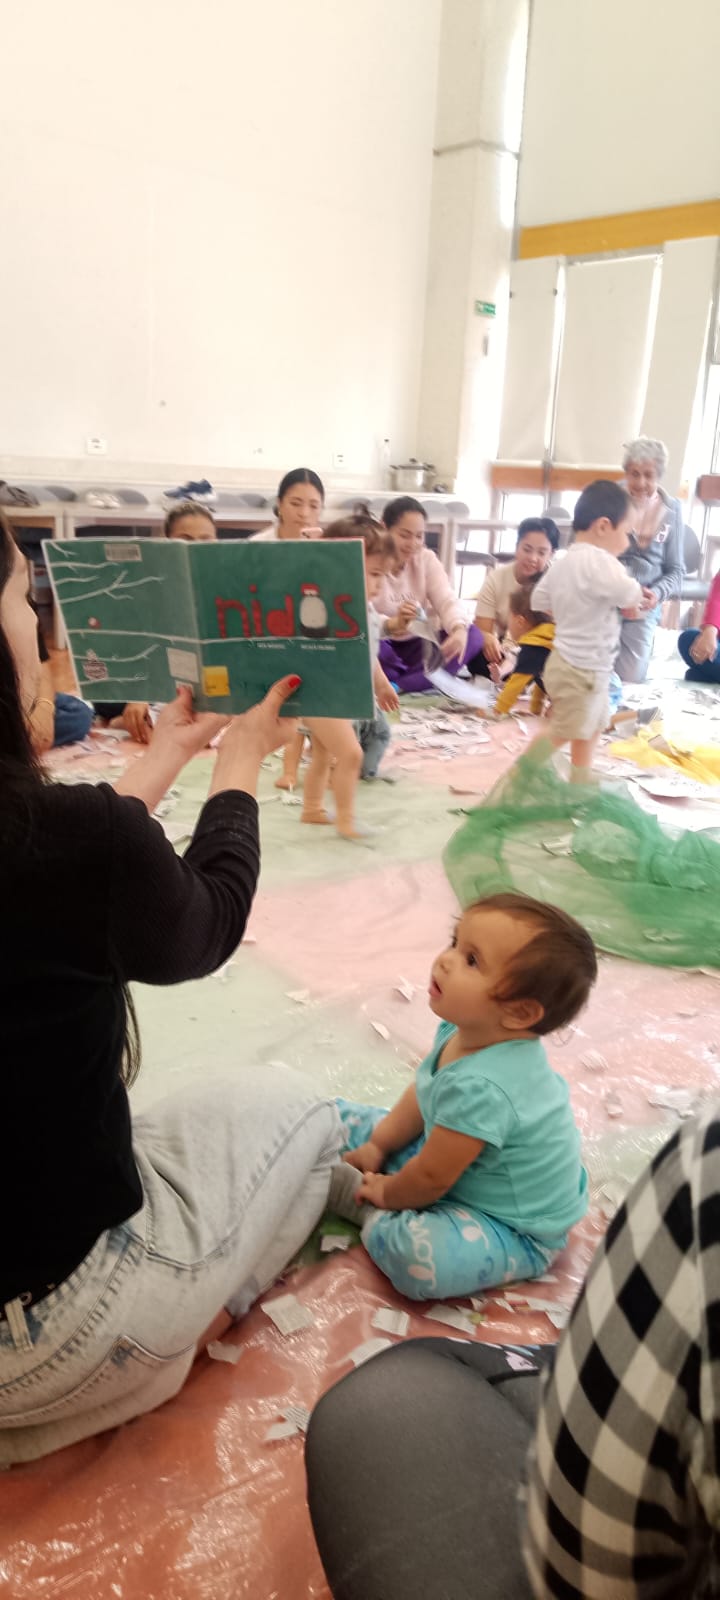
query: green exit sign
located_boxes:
[474,299,496,317]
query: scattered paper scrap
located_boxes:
[424,1305,475,1335]
[286,989,311,1005]
[349,1336,393,1366]
[603,1091,623,1118]
[579,1050,608,1073]
[280,792,302,807]
[394,978,415,1002]
[320,1234,352,1253]
[646,1086,696,1118]
[242,933,257,945]
[212,959,236,984]
[281,1403,311,1433]
[506,1352,536,1372]
[264,1420,300,1442]
[372,1308,410,1337]
[535,1272,559,1284]
[262,1293,315,1336]
[371,1021,391,1041]
[206,1339,243,1365]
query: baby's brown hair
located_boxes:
[323,506,393,562]
[509,584,551,628]
[471,892,596,1035]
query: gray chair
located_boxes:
[43,483,77,501]
[681,525,709,604]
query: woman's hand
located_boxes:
[343,1140,386,1175]
[219,675,301,760]
[208,676,301,799]
[440,625,467,665]
[111,701,152,745]
[152,687,229,760]
[482,632,504,665]
[690,625,719,664]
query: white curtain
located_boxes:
[498,257,559,460]
[554,256,658,464]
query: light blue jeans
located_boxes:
[615,606,660,684]
[338,1100,560,1302]
[0,1071,342,1464]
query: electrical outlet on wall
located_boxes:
[332,450,346,470]
[85,436,108,455]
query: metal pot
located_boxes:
[390,458,435,493]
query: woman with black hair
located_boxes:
[251,467,325,542]
[0,509,341,1465]
[467,517,559,678]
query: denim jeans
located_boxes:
[678,629,720,684]
[53,692,94,747]
[355,710,391,779]
[615,607,660,684]
[0,1069,342,1464]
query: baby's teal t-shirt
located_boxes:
[415,1022,587,1241]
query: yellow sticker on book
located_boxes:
[202,665,230,697]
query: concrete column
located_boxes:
[418,0,530,508]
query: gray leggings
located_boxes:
[306,1338,551,1599]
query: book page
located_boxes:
[188,538,374,717]
[44,537,198,704]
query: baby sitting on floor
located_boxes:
[329,893,593,1301]
[493,585,554,717]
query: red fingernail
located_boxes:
[288,675,302,689]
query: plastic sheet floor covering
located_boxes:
[5,706,720,1600]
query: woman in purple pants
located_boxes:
[375,497,483,693]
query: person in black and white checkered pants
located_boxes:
[524,1106,720,1598]
[307,1109,720,1599]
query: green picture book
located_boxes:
[44,537,375,717]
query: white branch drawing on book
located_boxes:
[53,567,164,605]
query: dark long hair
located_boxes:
[0,512,141,1088]
[0,510,43,802]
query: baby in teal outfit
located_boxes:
[330,893,594,1301]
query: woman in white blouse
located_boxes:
[467,517,559,677]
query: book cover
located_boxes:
[44,537,375,717]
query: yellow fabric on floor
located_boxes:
[610,725,720,785]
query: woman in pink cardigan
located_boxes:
[375,498,483,694]
[678,572,720,683]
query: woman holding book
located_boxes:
[0,508,342,1463]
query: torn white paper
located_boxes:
[286,989,311,1005]
[424,1305,475,1335]
[646,1086,696,1118]
[371,1021,390,1041]
[394,979,415,1002]
[264,1420,300,1442]
[281,1403,311,1433]
[206,1339,243,1365]
[320,1234,352,1253]
[372,1308,410,1337]
[349,1337,393,1366]
[579,1050,608,1073]
[262,1293,315,1336]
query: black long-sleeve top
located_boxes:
[2,781,259,1304]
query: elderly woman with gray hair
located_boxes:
[615,436,684,683]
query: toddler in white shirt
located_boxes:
[529,480,647,781]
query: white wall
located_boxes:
[518,0,720,226]
[0,0,441,484]
[417,0,529,501]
